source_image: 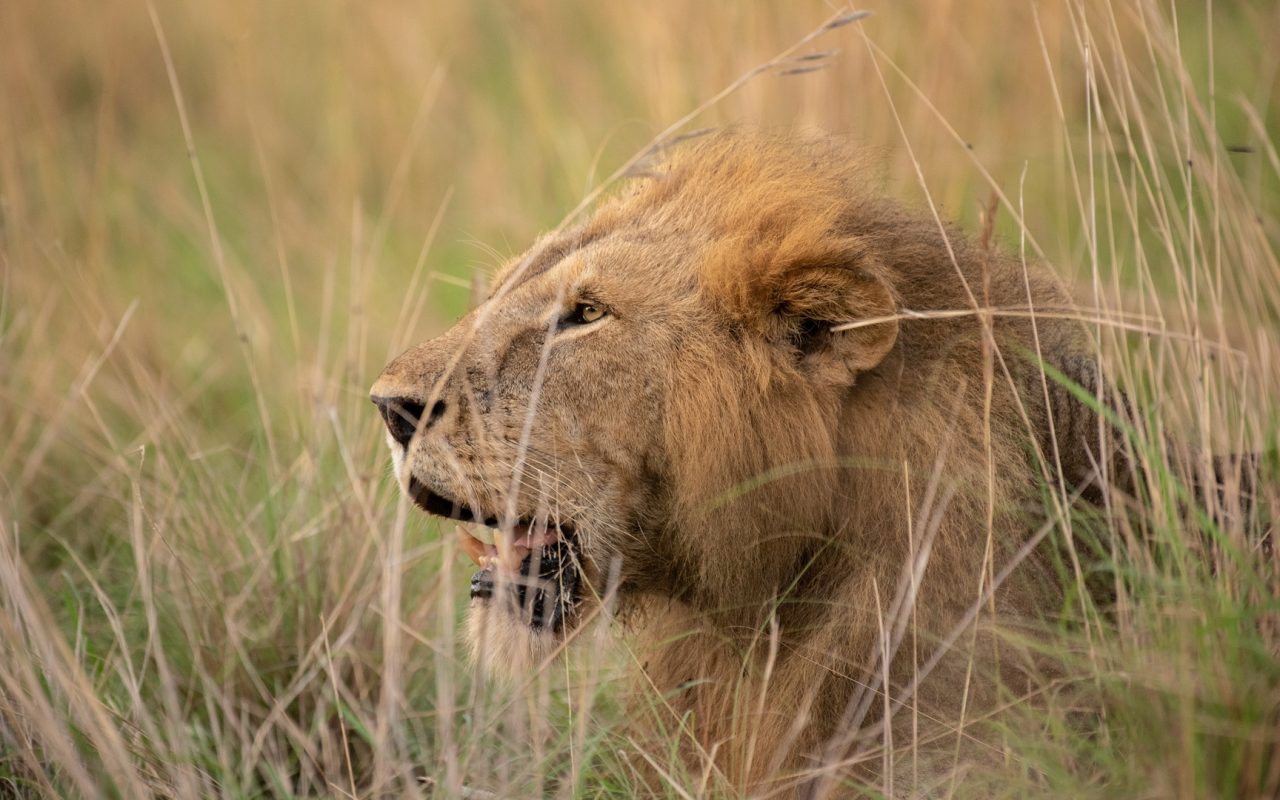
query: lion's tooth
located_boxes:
[463,523,496,546]
[456,527,486,566]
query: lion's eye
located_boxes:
[562,302,607,327]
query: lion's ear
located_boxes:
[769,254,899,384]
[708,228,899,383]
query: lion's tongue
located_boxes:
[457,523,558,573]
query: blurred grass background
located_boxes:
[1,1,1278,797]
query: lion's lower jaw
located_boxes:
[465,601,563,677]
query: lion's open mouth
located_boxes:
[408,477,581,632]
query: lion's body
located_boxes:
[372,134,1104,794]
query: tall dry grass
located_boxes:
[0,0,1277,797]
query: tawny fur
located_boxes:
[371,133,1106,796]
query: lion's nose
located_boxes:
[371,396,446,449]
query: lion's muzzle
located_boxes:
[406,478,583,633]
[468,538,580,631]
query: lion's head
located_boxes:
[369,134,918,666]
[371,133,1077,784]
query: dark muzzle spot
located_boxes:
[373,396,425,449]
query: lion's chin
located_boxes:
[465,601,565,677]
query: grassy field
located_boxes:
[1,0,1278,797]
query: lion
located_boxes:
[369,133,1119,794]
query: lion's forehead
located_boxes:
[490,229,696,315]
